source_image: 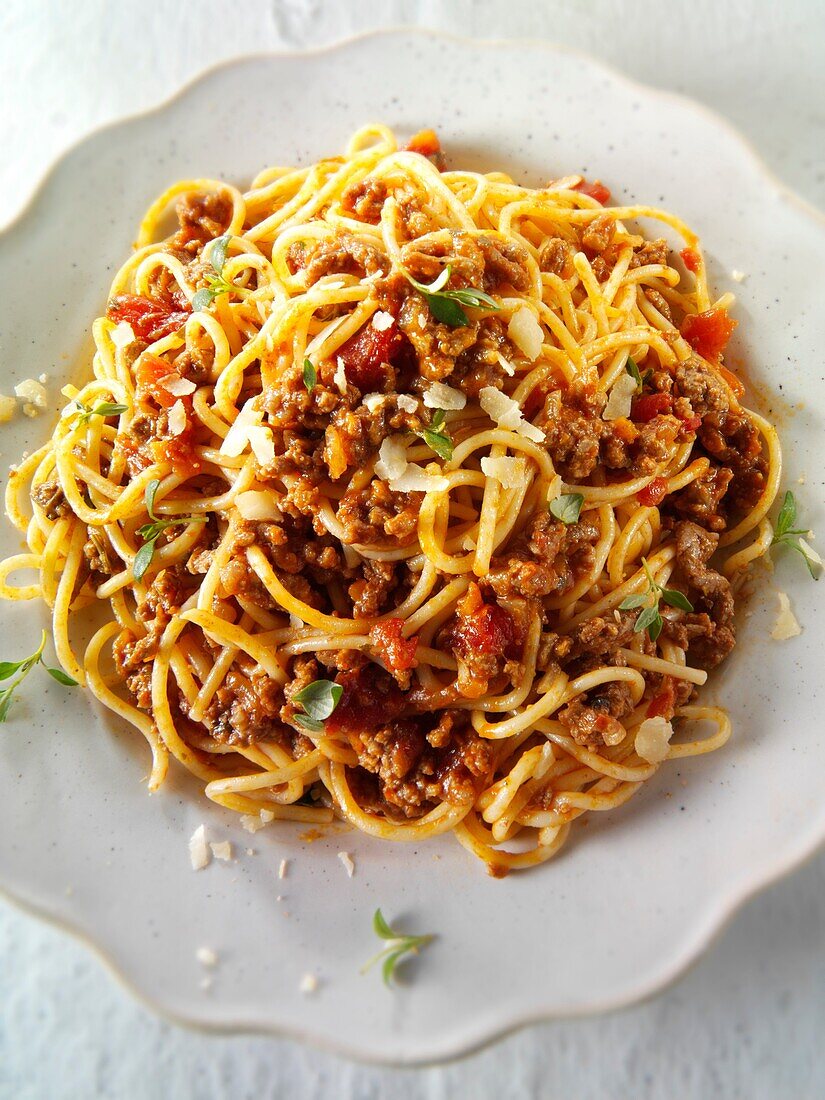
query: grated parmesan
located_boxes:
[423,382,466,410]
[235,490,281,521]
[480,455,525,490]
[478,386,544,442]
[168,399,187,436]
[602,372,637,421]
[300,973,319,994]
[337,851,355,877]
[362,392,386,413]
[196,946,218,967]
[334,356,348,394]
[372,310,395,332]
[390,464,449,494]
[111,321,135,348]
[14,378,47,411]
[771,590,801,640]
[375,436,408,481]
[507,306,544,360]
[210,841,232,862]
[635,716,674,764]
[159,373,196,397]
[0,394,15,423]
[189,825,211,871]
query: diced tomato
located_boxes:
[154,419,201,477]
[638,476,669,507]
[612,417,639,444]
[325,669,403,735]
[646,679,676,720]
[406,129,441,158]
[679,247,701,273]
[574,179,611,205]
[632,393,672,422]
[371,618,419,673]
[718,364,746,399]
[135,353,179,408]
[337,318,405,391]
[679,414,702,433]
[107,294,190,343]
[454,602,520,659]
[680,308,737,362]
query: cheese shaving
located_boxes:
[337,851,355,877]
[168,399,187,437]
[397,394,418,414]
[375,436,408,481]
[507,306,544,360]
[362,393,386,413]
[334,356,348,394]
[278,859,289,879]
[14,379,47,410]
[240,809,275,833]
[390,464,449,494]
[372,310,395,331]
[235,490,281,521]
[635,716,674,764]
[423,382,466,410]
[0,394,15,424]
[480,455,525,490]
[602,372,637,421]
[771,590,801,640]
[159,373,197,397]
[220,400,262,457]
[111,321,135,348]
[188,825,211,871]
[496,351,516,377]
[196,947,218,967]
[247,425,275,466]
[478,386,544,442]
[300,973,319,994]
[210,841,232,861]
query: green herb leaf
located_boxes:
[549,493,584,525]
[191,288,214,314]
[430,409,446,430]
[75,400,129,425]
[133,538,157,582]
[774,490,797,539]
[294,679,343,722]
[363,909,434,987]
[45,667,79,686]
[626,356,643,393]
[405,264,499,329]
[303,357,317,391]
[421,428,453,461]
[294,714,324,733]
[0,632,75,723]
[618,593,647,610]
[425,294,469,327]
[635,604,662,640]
[144,479,161,521]
[661,588,694,612]
[210,233,231,274]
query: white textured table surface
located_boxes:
[2,2,825,1097]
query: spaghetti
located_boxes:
[1,125,781,875]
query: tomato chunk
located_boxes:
[638,476,669,507]
[135,353,178,408]
[646,679,676,719]
[325,669,403,735]
[679,247,700,273]
[337,318,405,391]
[454,602,519,659]
[405,129,445,170]
[574,178,611,205]
[108,294,190,343]
[680,308,737,362]
[371,618,419,673]
[632,393,672,422]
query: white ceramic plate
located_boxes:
[1,30,824,1065]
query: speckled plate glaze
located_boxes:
[1,30,824,1065]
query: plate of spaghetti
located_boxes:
[0,31,823,1064]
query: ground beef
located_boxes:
[397,288,480,381]
[668,464,733,532]
[170,192,231,256]
[558,679,635,751]
[666,520,735,669]
[451,317,511,397]
[346,711,493,818]
[400,229,528,292]
[545,611,638,669]
[630,238,670,268]
[304,233,388,284]
[336,477,421,545]
[32,477,71,520]
[348,559,399,617]
[538,236,574,277]
[200,665,287,747]
[485,511,599,600]
[340,177,388,223]
[581,214,616,255]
